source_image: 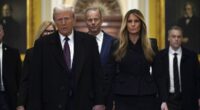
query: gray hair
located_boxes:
[168,25,183,37]
[53,5,75,20]
[85,7,102,18]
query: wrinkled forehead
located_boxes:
[169,29,183,37]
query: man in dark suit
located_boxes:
[177,2,200,53]
[0,22,22,110]
[85,7,115,110]
[153,25,200,110]
[0,3,22,52]
[27,5,105,110]
[16,21,56,110]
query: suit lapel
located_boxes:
[50,32,67,70]
[2,44,8,74]
[180,48,189,84]
[180,48,188,65]
[100,35,107,64]
[162,49,170,87]
[100,33,112,65]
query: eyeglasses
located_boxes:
[44,30,55,33]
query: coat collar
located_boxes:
[50,31,85,83]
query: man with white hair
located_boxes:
[27,5,105,110]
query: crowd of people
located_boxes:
[0,4,199,110]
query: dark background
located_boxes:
[165,0,200,52]
[0,0,26,53]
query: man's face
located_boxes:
[168,29,183,50]
[185,4,193,16]
[2,4,11,17]
[0,25,4,42]
[54,10,75,36]
[85,10,102,36]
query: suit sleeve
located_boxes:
[106,40,118,90]
[193,54,200,99]
[15,49,22,90]
[91,38,105,105]
[27,39,43,110]
[153,54,168,102]
[17,49,32,106]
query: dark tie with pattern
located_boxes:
[64,37,71,69]
[173,53,180,93]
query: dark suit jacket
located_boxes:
[100,32,115,90]
[2,44,22,110]
[153,47,200,110]
[99,32,115,109]
[27,31,105,110]
[108,39,157,96]
[17,48,33,107]
[100,32,115,66]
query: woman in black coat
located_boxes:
[108,9,157,110]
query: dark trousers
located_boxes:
[114,94,157,110]
[167,93,182,110]
[0,92,10,110]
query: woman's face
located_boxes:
[42,25,55,37]
[127,13,141,36]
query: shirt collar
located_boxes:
[59,30,74,42]
[169,46,182,55]
[0,43,2,48]
[96,31,104,41]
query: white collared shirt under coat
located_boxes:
[168,46,182,93]
[59,31,74,69]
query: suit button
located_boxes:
[58,104,62,109]
[69,90,73,96]
[60,86,65,91]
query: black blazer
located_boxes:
[100,32,115,66]
[109,39,157,96]
[27,31,105,110]
[17,48,33,107]
[153,47,200,110]
[2,44,22,110]
[99,32,115,93]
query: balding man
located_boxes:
[27,5,105,110]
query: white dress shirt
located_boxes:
[168,46,182,93]
[96,31,104,53]
[0,43,5,91]
[59,31,74,69]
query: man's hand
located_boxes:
[92,105,105,110]
[161,102,168,110]
[16,106,25,110]
[198,99,200,109]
